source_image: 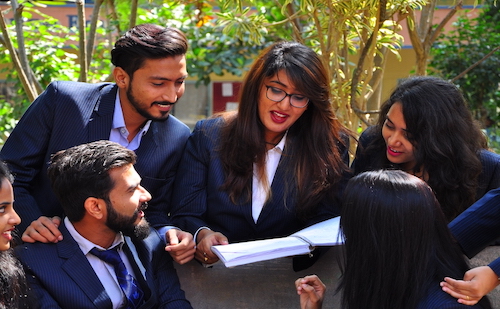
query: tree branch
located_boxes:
[451,45,500,83]
[0,10,37,101]
[86,0,103,69]
[76,0,88,82]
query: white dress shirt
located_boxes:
[251,134,286,222]
[65,217,141,309]
[109,92,151,151]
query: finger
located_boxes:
[22,228,51,243]
[31,219,63,242]
[21,233,36,243]
[441,285,472,301]
[173,250,195,265]
[457,297,480,306]
[166,229,179,245]
[51,216,62,227]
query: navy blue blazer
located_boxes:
[0,81,190,232]
[352,126,500,202]
[170,117,348,243]
[14,222,192,309]
[416,281,489,309]
[449,188,500,275]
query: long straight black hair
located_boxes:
[218,41,350,219]
[338,169,490,309]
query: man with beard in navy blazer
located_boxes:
[0,24,194,264]
[15,141,192,309]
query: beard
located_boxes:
[105,201,151,240]
[126,83,175,121]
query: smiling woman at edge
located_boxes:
[0,161,37,309]
[352,76,500,222]
[170,41,351,266]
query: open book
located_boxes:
[211,216,344,267]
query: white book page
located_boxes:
[212,237,310,267]
[290,216,343,246]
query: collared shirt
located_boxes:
[108,92,175,241]
[65,217,139,309]
[194,134,286,250]
[109,92,151,151]
[251,134,286,223]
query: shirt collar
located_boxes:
[269,131,287,152]
[113,91,152,135]
[64,217,125,254]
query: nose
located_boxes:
[139,185,152,202]
[277,95,292,109]
[9,208,21,226]
[161,84,179,103]
[387,131,403,147]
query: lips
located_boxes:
[2,228,14,241]
[154,103,173,112]
[387,146,403,157]
[270,111,288,124]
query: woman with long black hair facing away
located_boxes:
[296,170,492,309]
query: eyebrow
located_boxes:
[385,116,409,132]
[268,80,287,88]
[149,75,188,81]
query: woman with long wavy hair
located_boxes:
[352,76,500,221]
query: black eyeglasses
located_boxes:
[265,86,309,108]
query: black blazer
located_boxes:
[0,81,190,232]
[15,222,192,309]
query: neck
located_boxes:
[119,90,148,141]
[72,220,117,249]
[265,132,285,147]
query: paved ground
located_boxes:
[175,246,500,308]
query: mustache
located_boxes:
[139,202,149,212]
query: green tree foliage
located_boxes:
[215,0,428,131]
[0,0,262,144]
[430,0,500,126]
[134,1,264,86]
[0,9,81,142]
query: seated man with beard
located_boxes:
[15,140,192,309]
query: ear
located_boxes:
[84,197,106,220]
[113,67,130,89]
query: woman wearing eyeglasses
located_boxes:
[170,41,351,266]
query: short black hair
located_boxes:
[47,140,136,222]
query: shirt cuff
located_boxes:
[194,227,211,244]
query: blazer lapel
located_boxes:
[58,223,113,309]
[256,153,292,224]
[87,83,117,141]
